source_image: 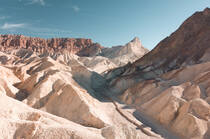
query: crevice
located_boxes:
[102,93,159,137]
[15,89,29,101]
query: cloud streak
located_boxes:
[0,23,26,30]
[19,0,45,6]
[29,0,45,6]
[72,5,80,12]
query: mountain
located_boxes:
[79,37,149,73]
[101,37,149,66]
[104,8,210,139]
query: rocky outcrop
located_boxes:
[0,34,103,56]
[77,43,103,56]
[78,56,117,74]
[101,37,149,66]
[79,37,148,73]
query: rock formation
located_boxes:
[0,34,103,56]
[0,35,148,74]
[101,37,149,66]
[0,49,160,139]
[79,37,149,73]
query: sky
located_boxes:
[0,0,210,49]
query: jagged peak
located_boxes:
[130,37,141,43]
[203,7,210,15]
[126,37,142,48]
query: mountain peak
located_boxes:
[130,37,140,43]
[203,7,210,15]
[126,37,144,49]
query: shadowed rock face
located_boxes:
[0,34,103,56]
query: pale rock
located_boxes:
[172,100,208,138]
[141,86,185,126]
[205,97,210,104]
[101,37,148,66]
[206,87,210,97]
[188,99,210,121]
[182,84,201,100]
[0,93,104,139]
[101,124,156,139]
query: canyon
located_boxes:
[0,8,210,139]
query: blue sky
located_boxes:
[0,0,210,49]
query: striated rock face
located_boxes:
[0,34,103,56]
[77,43,103,57]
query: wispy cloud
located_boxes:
[19,0,45,6]
[29,0,45,6]
[72,5,80,12]
[0,23,26,30]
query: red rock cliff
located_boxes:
[0,34,103,56]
